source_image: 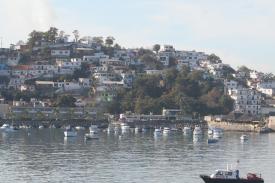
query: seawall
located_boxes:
[207,120,261,132]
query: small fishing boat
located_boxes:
[193,126,203,135]
[64,126,77,137]
[183,126,192,134]
[75,126,85,130]
[208,138,219,144]
[135,127,142,133]
[154,128,162,136]
[85,133,99,140]
[208,128,213,135]
[200,164,264,183]
[163,127,170,134]
[240,135,248,141]
[89,125,99,134]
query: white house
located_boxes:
[228,87,261,115]
[51,50,70,57]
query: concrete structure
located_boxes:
[268,116,275,131]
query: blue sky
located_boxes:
[0,0,275,73]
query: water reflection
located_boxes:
[0,129,274,183]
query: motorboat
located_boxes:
[208,138,219,144]
[0,123,10,129]
[200,166,264,183]
[89,125,99,134]
[208,128,213,135]
[1,124,16,132]
[240,135,248,141]
[64,126,77,137]
[183,126,192,134]
[163,127,171,135]
[39,125,44,129]
[213,128,223,139]
[75,126,85,130]
[193,126,203,135]
[85,133,99,140]
[135,127,142,133]
[154,128,162,136]
[121,123,130,131]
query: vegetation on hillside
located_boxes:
[107,66,234,116]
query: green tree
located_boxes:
[44,27,58,43]
[56,95,76,107]
[73,30,80,42]
[153,44,161,53]
[208,54,221,64]
[105,36,115,47]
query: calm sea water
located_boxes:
[0,129,274,183]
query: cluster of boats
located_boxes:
[64,124,99,140]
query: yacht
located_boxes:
[193,126,203,135]
[64,126,77,137]
[183,126,192,134]
[163,127,170,134]
[200,166,264,183]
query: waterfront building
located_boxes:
[228,88,261,115]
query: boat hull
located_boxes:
[200,175,264,183]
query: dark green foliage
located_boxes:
[55,95,76,107]
[107,67,234,115]
[73,63,91,79]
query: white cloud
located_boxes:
[0,0,56,46]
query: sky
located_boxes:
[0,0,275,73]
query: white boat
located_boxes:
[121,123,130,131]
[1,124,16,132]
[193,126,203,135]
[64,127,77,137]
[39,125,44,129]
[154,128,162,136]
[135,127,142,133]
[183,126,192,134]
[208,128,213,135]
[213,128,223,139]
[75,126,85,130]
[163,127,170,134]
[85,133,99,140]
[89,125,99,134]
[0,124,10,129]
[240,134,248,141]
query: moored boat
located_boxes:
[193,126,203,135]
[64,126,77,137]
[240,135,248,141]
[183,126,192,134]
[163,127,170,134]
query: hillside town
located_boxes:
[1,27,275,129]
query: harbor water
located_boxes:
[0,129,274,183]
